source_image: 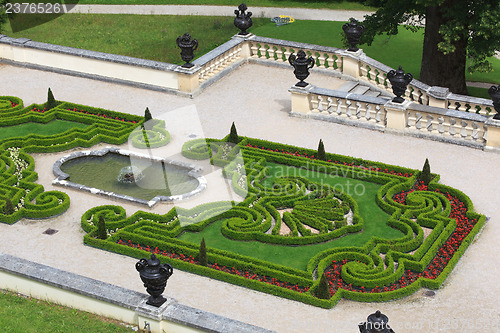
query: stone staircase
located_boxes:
[337,81,390,98]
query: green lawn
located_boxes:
[0,290,135,333]
[0,120,89,141]
[252,20,500,85]
[178,163,403,271]
[3,14,497,96]
[66,0,377,11]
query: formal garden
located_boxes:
[0,91,486,309]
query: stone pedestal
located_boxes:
[485,117,500,150]
[342,49,364,78]
[176,66,200,93]
[289,85,312,114]
[385,100,410,130]
[427,86,450,108]
[135,297,177,333]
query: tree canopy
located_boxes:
[362,0,500,94]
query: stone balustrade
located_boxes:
[0,32,498,148]
[289,85,499,151]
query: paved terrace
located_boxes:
[0,62,498,333]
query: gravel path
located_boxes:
[0,62,499,333]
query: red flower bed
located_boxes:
[66,108,136,123]
[245,144,412,177]
[117,239,309,293]
[321,181,478,296]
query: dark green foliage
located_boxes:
[46,88,57,110]
[316,273,330,299]
[361,0,500,94]
[97,215,107,240]
[420,158,431,185]
[228,122,239,144]
[198,237,207,266]
[141,125,151,149]
[0,1,8,34]
[144,107,152,122]
[317,139,326,161]
[2,198,14,215]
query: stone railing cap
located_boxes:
[427,86,450,98]
[310,86,391,105]
[192,37,245,67]
[409,102,489,122]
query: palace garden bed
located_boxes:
[0,94,486,308]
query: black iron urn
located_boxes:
[488,85,500,120]
[234,3,253,35]
[342,19,365,52]
[176,33,198,68]
[136,254,173,307]
[359,310,395,333]
[288,50,315,87]
[387,66,413,103]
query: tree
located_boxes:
[2,197,14,215]
[420,158,431,185]
[228,122,239,144]
[316,273,330,299]
[96,215,107,240]
[46,88,57,110]
[317,139,326,161]
[362,0,500,95]
[0,1,9,34]
[198,237,207,266]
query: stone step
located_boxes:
[350,85,370,95]
[364,90,381,97]
[338,81,358,92]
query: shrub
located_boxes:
[317,139,326,161]
[46,88,57,110]
[228,122,239,144]
[144,107,152,122]
[97,215,107,240]
[316,273,330,299]
[198,237,207,266]
[420,158,431,185]
[3,198,14,215]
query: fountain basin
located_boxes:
[52,147,206,207]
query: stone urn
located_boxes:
[387,66,413,103]
[342,19,365,52]
[488,85,500,120]
[176,33,198,68]
[288,50,315,87]
[234,3,253,35]
[359,310,395,333]
[136,254,173,307]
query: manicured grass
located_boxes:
[0,120,89,141]
[178,163,403,270]
[67,0,377,11]
[4,14,497,95]
[0,290,135,332]
[2,14,268,65]
[252,20,500,86]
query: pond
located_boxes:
[53,148,205,206]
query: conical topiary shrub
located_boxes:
[97,215,107,240]
[46,88,57,110]
[420,158,431,185]
[2,197,15,215]
[317,139,326,161]
[198,237,207,266]
[144,107,152,122]
[228,122,239,144]
[316,273,330,299]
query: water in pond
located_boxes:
[60,153,198,200]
